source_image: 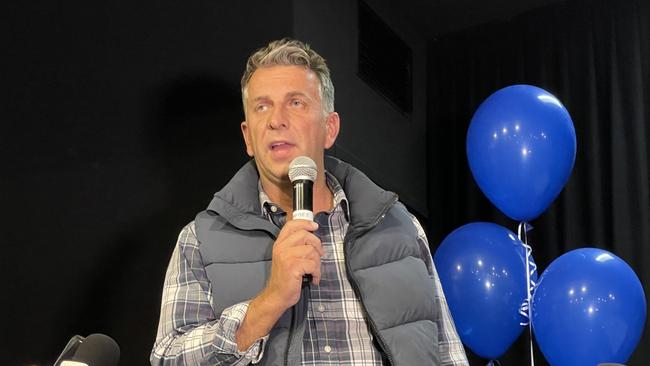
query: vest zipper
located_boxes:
[285,284,310,366]
[285,304,296,366]
[343,195,398,366]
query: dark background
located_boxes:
[2,0,648,365]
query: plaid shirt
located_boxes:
[151,172,468,366]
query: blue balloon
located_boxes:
[466,85,576,222]
[532,248,647,366]
[434,222,536,359]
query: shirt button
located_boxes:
[324,345,332,353]
[270,205,277,213]
[317,304,325,313]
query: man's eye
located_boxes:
[291,99,304,107]
[256,104,268,112]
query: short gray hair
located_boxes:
[241,38,335,115]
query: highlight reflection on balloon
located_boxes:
[434,222,536,359]
[532,248,646,366]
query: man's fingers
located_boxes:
[297,258,321,286]
[285,248,321,276]
[310,261,321,286]
[302,232,324,257]
[291,245,322,260]
[276,219,318,242]
[278,230,324,256]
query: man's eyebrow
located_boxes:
[252,95,271,103]
[251,92,312,102]
[286,91,312,100]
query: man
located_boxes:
[151,38,468,366]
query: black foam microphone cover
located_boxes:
[70,333,120,366]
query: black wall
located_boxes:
[3,1,291,364]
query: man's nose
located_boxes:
[268,106,289,129]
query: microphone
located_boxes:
[54,335,84,366]
[288,156,317,285]
[288,156,317,221]
[58,333,120,366]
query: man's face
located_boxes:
[241,65,339,186]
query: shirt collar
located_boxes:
[258,170,350,220]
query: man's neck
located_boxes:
[260,173,333,218]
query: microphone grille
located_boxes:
[288,156,317,182]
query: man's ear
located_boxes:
[324,112,340,149]
[240,121,254,157]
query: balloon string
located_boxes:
[518,221,536,366]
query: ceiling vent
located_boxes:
[358,1,413,115]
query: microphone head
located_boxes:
[288,156,317,182]
[54,335,85,366]
[69,333,120,366]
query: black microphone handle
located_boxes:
[292,179,313,213]
[292,179,314,285]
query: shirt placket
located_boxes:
[309,210,339,364]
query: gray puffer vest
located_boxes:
[195,156,440,365]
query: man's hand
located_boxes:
[235,219,323,351]
[265,219,323,308]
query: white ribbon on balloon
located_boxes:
[518,221,537,366]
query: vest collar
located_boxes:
[207,160,279,234]
[207,157,398,234]
[324,156,398,233]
